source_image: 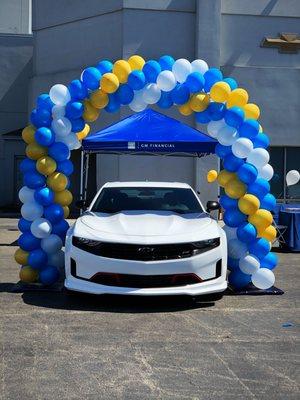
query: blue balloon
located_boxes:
[204,68,223,91]
[65,101,84,119]
[229,270,251,289]
[51,219,69,238]
[70,117,85,133]
[171,84,190,105]
[157,91,173,109]
[20,158,36,174]
[66,177,71,190]
[253,132,270,149]
[37,94,54,111]
[195,110,211,124]
[185,72,205,93]
[44,204,64,224]
[224,106,245,129]
[215,143,232,159]
[18,218,31,233]
[159,55,175,71]
[82,67,102,90]
[128,70,146,90]
[96,59,113,74]
[105,93,120,113]
[237,222,257,244]
[23,171,46,189]
[219,195,238,210]
[28,248,48,270]
[35,127,55,147]
[34,187,54,206]
[208,102,225,121]
[68,79,88,101]
[223,153,244,172]
[260,252,278,270]
[48,142,70,162]
[18,232,41,252]
[227,257,240,271]
[56,159,74,176]
[223,208,247,227]
[248,238,270,260]
[237,163,258,184]
[39,265,60,285]
[247,178,270,199]
[30,108,51,128]
[115,84,134,105]
[260,193,276,211]
[143,60,161,83]
[223,78,238,90]
[239,119,259,139]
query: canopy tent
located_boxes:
[80,109,217,201]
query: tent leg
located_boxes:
[83,153,90,204]
[80,150,84,201]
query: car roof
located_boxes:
[102,181,192,189]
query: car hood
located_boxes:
[73,210,222,244]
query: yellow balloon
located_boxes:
[14,248,29,265]
[238,194,260,215]
[248,209,273,230]
[217,170,236,187]
[128,55,145,71]
[90,89,109,109]
[47,172,68,192]
[83,100,99,122]
[178,102,192,116]
[54,189,73,206]
[26,142,48,160]
[36,156,57,176]
[225,179,246,199]
[226,88,249,108]
[22,125,35,144]
[207,170,218,183]
[101,72,119,93]
[243,103,260,120]
[189,93,210,112]
[63,206,70,218]
[77,124,90,141]
[210,82,231,103]
[19,266,39,283]
[257,225,276,242]
[113,60,131,83]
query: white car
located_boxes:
[64,182,227,298]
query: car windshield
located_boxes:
[91,187,204,214]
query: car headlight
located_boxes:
[191,238,220,255]
[72,236,100,249]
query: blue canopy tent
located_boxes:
[80,109,217,201]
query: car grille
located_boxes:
[72,237,220,261]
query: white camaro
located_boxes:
[64,182,227,297]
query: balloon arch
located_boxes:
[15,55,278,290]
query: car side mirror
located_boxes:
[75,199,87,210]
[206,201,220,213]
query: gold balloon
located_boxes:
[128,55,145,71]
[113,59,131,83]
[22,125,35,144]
[36,156,57,176]
[90,89,109,109]
[248,209,273,230]
[54,189,73,206]
[257,225,276,242]
[26,142,48,160]
[207,170,218,183]
[19,266,39,283]
[238,194,260,215]
[77,124,90,141]
[226,88,249,108]
[47,172,68,192]
[217,170,236,187]
[83,100,100,122]
[178,102,192,116]
[101,73,119,94]
[243,103,260,120]
[189,93,210,112]
[225,179,246,199]
[210,82,231,103]
[14,248,29,265]
[63,206,70,218]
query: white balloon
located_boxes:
[48,250,65,269]
[21,201,44,221]
[232,138,253,159]
[49,84,71,106]
[142,83,161,104]
[228,238,247,259]
[51,117,72,137]
[286,169,300,186]
[191,59,209,75]
[60,133,81,150]
[251,268,275,290]
[30,218,52,239]
[239,254,260,275]
[258,164,274,181]
[18,186,35,204]
[129,90,147,112]
[207,120,226,138]
[247,148,270,169]
[52,105,65,119]
[156,70,177,92]
[41,234,63,254]
[217,125,238,146]
[172,59,192,83]
[223,226,237,241]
